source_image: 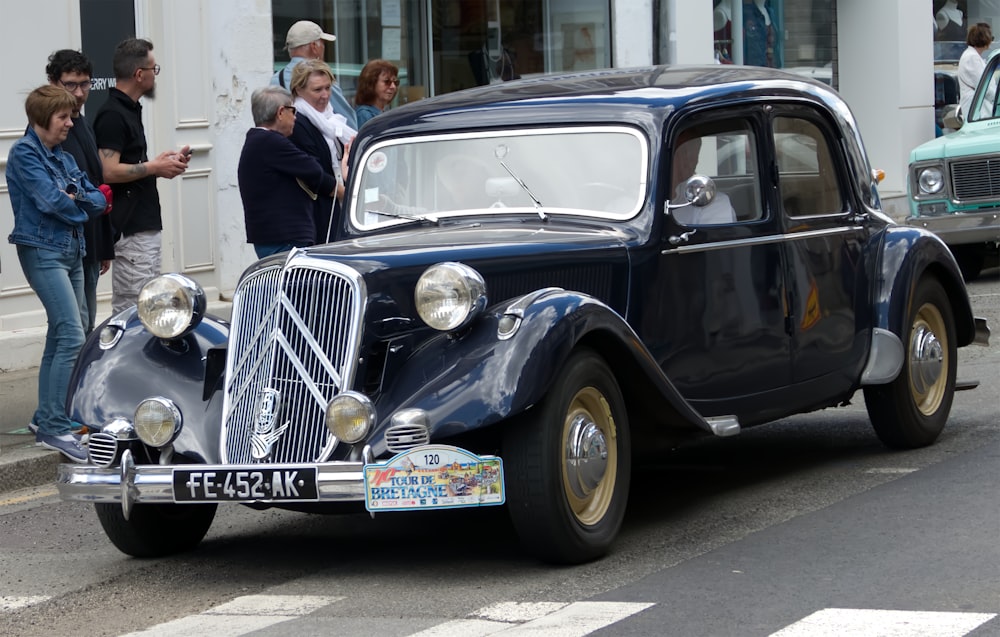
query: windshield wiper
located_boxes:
[498,160,547,221]
[366,208,439,224]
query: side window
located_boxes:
[773,116,844,217]
[670,120,763,226]
[969,63,999,122]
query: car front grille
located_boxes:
[222,255,365,464]
[950,157,1000,202]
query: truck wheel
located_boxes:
[503,347,630,564]
[864,277,956,449]
[95,502,217,558]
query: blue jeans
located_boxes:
[83,259,100,334]
[17,244,86,436]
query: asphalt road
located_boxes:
[0,268,997,637]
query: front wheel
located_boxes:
[95,502,217,558]
[864,277,956,449]
[503,347,630,564]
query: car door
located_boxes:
[769,106,868,389]
[648,109,791,417]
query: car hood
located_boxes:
[305,221,635,274]
[910,121,1000,162]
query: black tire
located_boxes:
[864,277,956,449]
[95,502,217,558]
[503,347,630,564]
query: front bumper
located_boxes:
[56,449,367,506]
[905,208,1000,245]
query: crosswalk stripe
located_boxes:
[118,595,343,637]
[0,596,50,611]
[769,608,998,637]
[409,601,655,636]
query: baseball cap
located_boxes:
[285,20,336,49]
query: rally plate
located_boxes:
[364,444,504,512]
[173,467,319,502]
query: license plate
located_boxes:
[364,445,504,512]
[173,468,318,502]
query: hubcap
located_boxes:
[909,302,949,416]
[561,387,617,526]
[565,414,609,499]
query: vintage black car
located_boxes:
[58,65,989,564]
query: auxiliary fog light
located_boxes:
[325,391,375,443]
[134,397,182,447]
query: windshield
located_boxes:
[350,126,648,229]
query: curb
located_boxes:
[0,442,61,494]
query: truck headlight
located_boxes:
[134,397,182,448]
[415,262,487,331]
[325,391,375,443]
[137,274,206,339]
[917,166,945,195]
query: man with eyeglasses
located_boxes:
[94,38,190,313]
[44,49,115,335]
[238,86,340,258]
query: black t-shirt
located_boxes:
[93,88,161,236]
[63,114,115,262]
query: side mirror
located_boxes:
[665,174,717,212]
[942,105,963,130]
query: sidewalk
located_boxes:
[0,367,62,493]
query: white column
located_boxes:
[837,0,935,213]
[658,0,715,65]
[612,0,655,66]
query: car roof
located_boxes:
[361,65,842,137]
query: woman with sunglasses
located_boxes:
[354,59,400,128]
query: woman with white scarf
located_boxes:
[288,59,356,243]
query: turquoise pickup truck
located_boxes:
[907,48,1000,280]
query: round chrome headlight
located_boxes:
[325,391,375,443]
[137,274,206,339]
[917,167,945,195]
[415,262,487,331]
[134,397,182,448]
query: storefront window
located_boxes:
[709,1,837,88]
[272,0,612,108]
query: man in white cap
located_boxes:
[271,20,358,129]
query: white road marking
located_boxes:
[864,468,919,475]
[409,601,654,636]
[118,594,342,637]
[0,596,50,611]
[770,608,997,637]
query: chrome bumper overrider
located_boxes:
[56,449,367,507]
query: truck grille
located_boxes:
[222,255,365,463]
[951,157,1000,202]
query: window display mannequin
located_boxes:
[744,0,775,67]
[714,0,733,64]
[936,0,967,41]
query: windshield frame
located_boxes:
[348,125,650,231]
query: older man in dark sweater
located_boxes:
[238,86,338,259]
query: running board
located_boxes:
[705,415,741,437]
[955,379,980,391]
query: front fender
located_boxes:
[875,226,976,348]
[68,310,230,462]
[367,290,712,456]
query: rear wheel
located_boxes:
[864,277,956,449]
[503,348,630,564]
[95,502,217,558]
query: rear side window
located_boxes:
[773,116,844,217]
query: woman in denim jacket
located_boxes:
[6,85,108,463]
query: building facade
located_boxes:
[0,0,990,369]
